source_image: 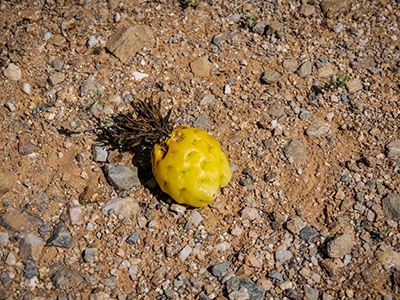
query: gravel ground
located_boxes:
[0,0,400,299]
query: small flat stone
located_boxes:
[267,21,284,35]
[190,210,202,227]
[22,82,31,95]
[103,197,137,219]
[345,78,363,93]
[49,72,65,85]
[179,245,192,261]
[327,233,353,258]
[304,285,319,300]
[190,56,213,77]
[382,193,400,220]
[49,264,84,289]
[300,226,318,243]
[317,63,337,78]
[92,145,108,162]
[253,21,266,34]
[241,207,260,221]
[297,61,312,78]
[306,119,330,136]
[0,232,8,246]
[376,246,400,269]
[19,234,44,262]
[52,59,64,71]
[261,70,280,84]
[226,277,265,300]
[132,71,148,81]
[282,59,298,72]
[6,252,16,265]
[84,248,98,264]
[0,172,13,196]
[193,114,212,130]
[387,140,400,158]
[46,222,72,248]
[106,25,155,63]
[24,260,39,279]
[320,0,350,18]
[286,217,306,234]
[69,206,84,225]
[200,94,215,105]
[0,272,12,287]
[268,270,284,281]
[275,250,293,263]
[283,140,307,165]
[300,4,316,16]
[211,262,229,277]
[80,75,97,97]
[18,138,38,155]
[268,103,285,119]
[3,63,21,80]
[126,232,139,244]
[0,209,43,233]
[104,164,140,190]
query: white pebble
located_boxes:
[224,85,231,94]
[179,245,192,261]
[132,71,149,81]
[6,252,16,265]
[190,211,202,227]
[0,232,9,246]
[326,112,334,121]
[22,83,31,95]
[43,32,52,41]
[215,242,231,251]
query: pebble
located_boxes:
[211,262,229,277]
[0,272,12,287]
[225,277,265,300]
[87,36,99,48]
[102,197,137,219]
[333,23,344,33]
[132,71,149,81]
[300,4,316,17]
[304,285,319,300]
[0,208,43,233]
[283,139,307,165]
[267,21,284,35]
[52,59,63,71]
[224,84,232,94]
[179,245,192,261]
[83,248,98,264]
[104,164,140,190]
[200,94,215,105]
[46,222,73,248]
[0,232,8,246]
[126,232,139,244]
[275,250,293,263]
[230,226,243,236]
[106,25,155,63]
[381,193,400,220]
[190,55,213,77]
[306,119,331,136]
[92,145,108,162]
[326,233,353,258]
[268,270,284,281]
[282,59,298,72]
[69,206,84,225]
[193,114,212,130]
[215,242,231,251]
[80,75,97,97]
[43,31,52,41]
[296,61,312,78]
[261,70,280,84]
[190,211,202,227]
[18,138,38,155]
[299,226,318,243]
[387,140,400,158]
[24,260,39,279]
[345,78,363,93]
[286,218,306,234]
[49,264,84,289]
[49,72,65,85]
[253,21,266,35]
[376,247,400,269]
[22,82,31,95]
[320,0,350,18]
[241,207,260,221]
[299,109,309,121]
[19,234,44,261]
[318,63,337,78]
[6,252,16,265]
[3,63,21,80]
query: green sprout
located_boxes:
[183,0,200,8]
[325,74,350,89]
[380,227,391,240]
[244,14,257,29]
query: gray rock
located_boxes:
[0,232,8,246]
[268,103,285,119]
[49,72,65,85]
[345,78,363,93]
[387,140,400,158]
[241,207,260,221]
[92,145,108,162]
[102,197,137,218]
[0,209,43,233]
[83,248,98,264]
[101,276,117,286]
[299,109,310,121]
[382,193,400,220]
[190,56,213,77]
[306,119,330,136]
[52,59,64,71]
[327,233,353,258]
[87,36,99,48]
[104,164,140,190]
[297,61,312,78]
[304,285,319,300]
[200,94,215,105]
[24,260,39,279]
[126,232,139,244]
[211,262,229,277]
[226,276,265,300]
[286,218,306,234]
[3,63,21,80]
[46,222,72,248]
[253,21,266,35]
[320,0,350,18]
[275,250,293,263]
[268,270,284,281]
[106,25,155,63]
[333,23,343,33]
[80,75,97,97]
[0,272,12,287]
[19,234,44,261]
[193,115,212,130]
[267,21,284,35]
[283,139,307,165]
[282,59,298,72]
[49,264,84,289]
[300,226,318,243]
[261,70,280,84]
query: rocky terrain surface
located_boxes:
[0,0,400,299]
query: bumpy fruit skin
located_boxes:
[151,126,231,207]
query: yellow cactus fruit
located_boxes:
[151,126,231,207]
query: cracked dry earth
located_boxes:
[1,0,400,299]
